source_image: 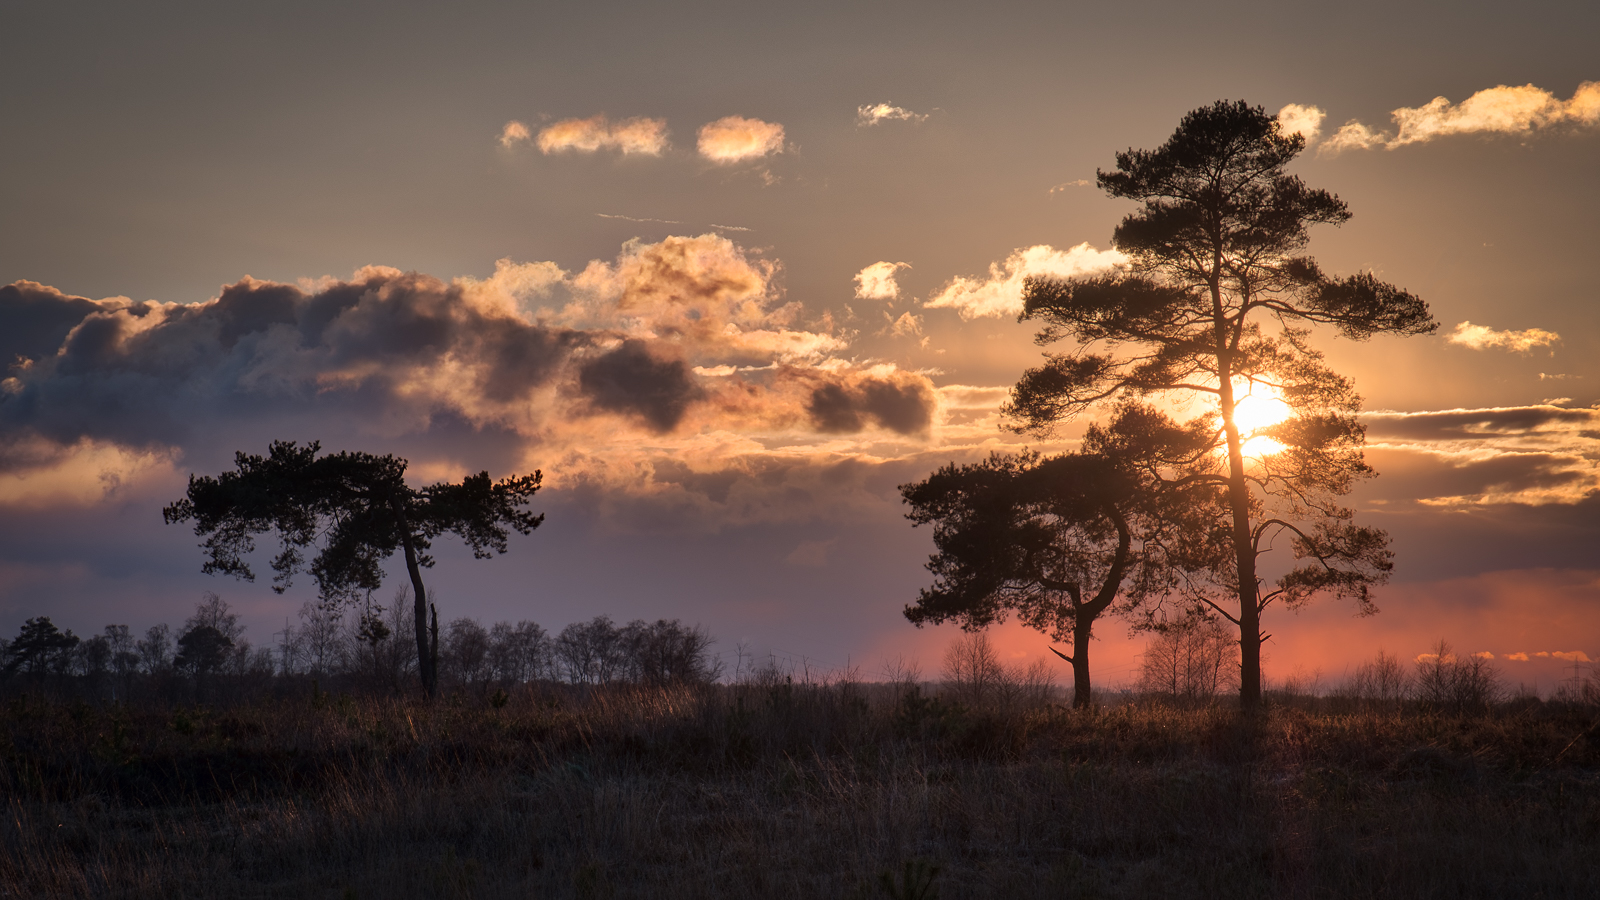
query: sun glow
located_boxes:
[1226,381,1292,458]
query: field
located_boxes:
[3,677,1598,899]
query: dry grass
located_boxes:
[2,683,1598,898]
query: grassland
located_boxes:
[3,680,1598,899]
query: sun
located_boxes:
[1226,380,1292,458]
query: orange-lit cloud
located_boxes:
[0,435,177,508]
[1447,321,1561,353]
[1276,103,1326,143]
[498,120,531,148]
[537,115,670,155]
[696,116,784,163]
[1320,81,1600,153]
[883,311,923,342]
[854,261,909,300]
[0,236,949,511]
[1361,403,1600,507]
[856,103,927,126]
[924,243,1126,319]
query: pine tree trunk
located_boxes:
[1217,335,1263,711]
[1071,612,1094,709]
[389,496,436,698]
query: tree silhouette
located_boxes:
[163,440,543,697]
[1004,100,1435,708]
[174,625,233,678]
[901,438,1186,708]
[2,617,80,679]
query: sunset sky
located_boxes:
[3,0,1596,691]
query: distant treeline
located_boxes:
[0,591,719,701]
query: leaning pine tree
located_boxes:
[164,441,543,697]
[1005,101,1435,709]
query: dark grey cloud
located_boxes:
[1364,405,1598,440]
[0,270,592,463]
[805,372,935,436]
[1366,448,1591,503]
[1,282,116,370]
[577,340,702,432]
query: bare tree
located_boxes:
[443,617,492,686]
[1138,618,1239,703]
[1346,649,1410,708]
[942,631,1007,708]
[489,621,549,684]
[136,624,173,675]
[297,601,345,677]
[557,616,623,684]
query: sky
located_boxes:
[3,0,1597,692]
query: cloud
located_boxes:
[884,311,923,341]
[0,236,946,510]
[697,116,785,163]
[1505,652,1529,661]
[1276,103,1325,143]
[1446,321,1561,353]
[1048,180,1090,194]
[576,339,702,432]
[854,261,909,301]
[596,213,684,225]
[924,243,1127,319]
[1364,404,1596,440]
[0,436,176,508]
[786,538,836,567]
[1319,81,1600,153]
[1320,121,1389,154]
[537,115,670,155]
[856,103,927,126]
[1361,403,1600,507]
[498,120,531,148]
[803,367,936,436]
[1551,650,1593,662]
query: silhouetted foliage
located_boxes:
[902,447,1185,707]
[1003,100,1436,708]
[163,440,543,696]
[2,617,80,679]
[175,625,233,677]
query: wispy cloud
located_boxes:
[856,103,928,126]
[697,116,785,163]
[536,115,670,155]
[924,243,1126,319]
[1447,321,1561,353]
[854,261,909,301]
[1319,81,1600,154]
[498,120,531,148]
[1048,180,1090,194]
[1362,403,1600,507]
[596,213,684,225]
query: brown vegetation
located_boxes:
[3,669,1598,899]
